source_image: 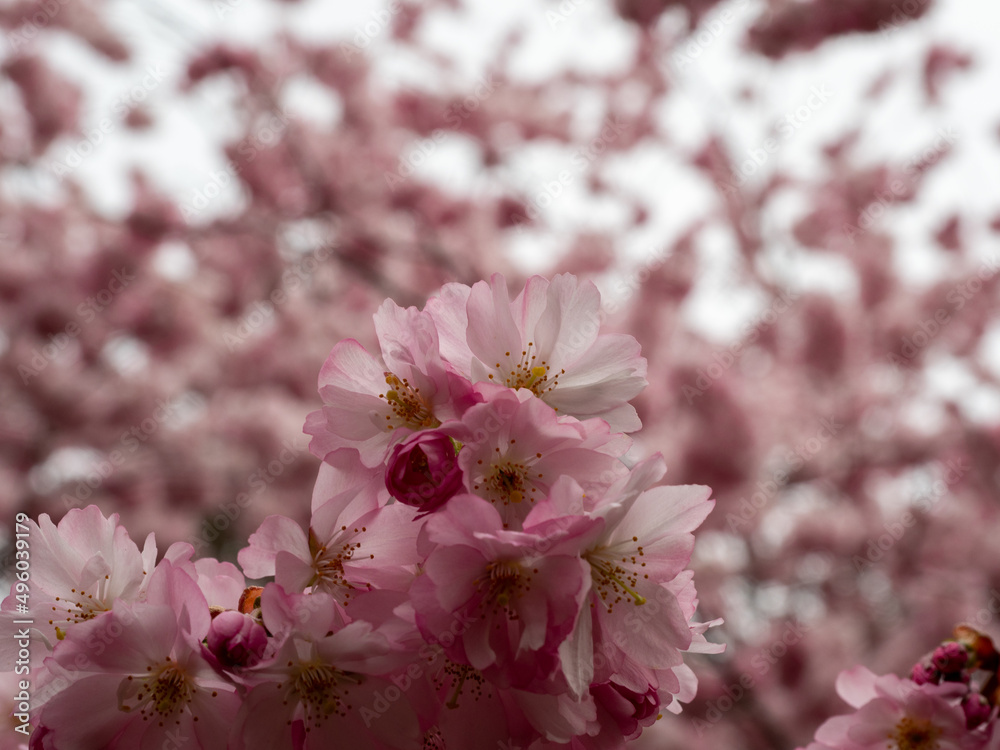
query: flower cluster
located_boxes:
[5,273,721,749]
[799,626,1000,750]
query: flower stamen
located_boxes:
[496,342,565,396]
[380,373,440,430]
[891,716,942,750]
[290,661,363,732]
[118,661,194,724]
[475,561,530,615]
[586,545,649,613]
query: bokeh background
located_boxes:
[2,0,1000,747]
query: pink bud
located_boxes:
[591,682,660,739]
[910,662,940,685]
[962,693,992,729]
[206,610,267,668]
[932,642,968,673]
[385,430,463,514]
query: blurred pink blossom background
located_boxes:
[2,0,999,747]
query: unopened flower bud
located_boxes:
[932,642,968,673]
[962,693,992,729]
[386,430,463,514]
[206,610,268,669]
[591,681,660,738]
[910,662,939,685]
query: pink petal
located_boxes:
[238,516,310,579]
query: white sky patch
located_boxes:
[152,240,198,281]
[694,530,750,571]
[101,335,151,376]
[402,132,482,197]
[682,228,764,342]
[280,75,344,130]
[28,446,104,495]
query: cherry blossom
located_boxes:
[32,567,239,749]
[237,486,420,608]
[426,274,648,432]
[524,459,716,695]
[809,667,977,750]
[304,300,478,467]
[410,492,593,690]
[0,505,155,668]
[446,386,631,529]
[231,585,421,750]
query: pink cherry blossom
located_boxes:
[0,505,155,669]
[447,386,630,529]
[33,563,239,749]
[523,458,716,698]
[811,666,981,750]
[426,273,648,432]
[238,479,420,609]
[308,448,388,512]
[231,585,421,750]
[162,541,247,610]
[304,299,478,467]
[410,493,593,690]
[414,646,600,748]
